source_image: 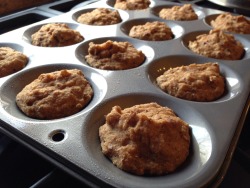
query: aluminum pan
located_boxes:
[208,0,250,11]
[0,0,250,187]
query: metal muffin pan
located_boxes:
[0,0,250,187]
[38,0,101,15]
[0,63,107,121]
[0,8,57,35]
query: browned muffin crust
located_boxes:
[188,29,244,60]
[31,23,84,47]
[0,47,28,78]
[159,4,198,21]
[99,102,190,175]
[156,63,225,102]
[114,0,151,10]
[16,69,93,119]
[77,8,122,25]
[211,13,250,34]
[85,40,145,70]
[129,21,174,41]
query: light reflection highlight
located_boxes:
[227,77,239,88]
[191,125,212,165]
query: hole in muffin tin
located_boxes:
[181,30,250,60]
[0,63,107,121]
[72,7,129,25]
[151,4,205,21]
[49,129,67,142]
[75,36,155,70]
[120,17,185,40]
[81,93,213,185]
[147,55,242,102]
[22,22,84,47]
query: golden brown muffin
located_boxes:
[31,23,84,47]
[77,8,122,25]
[0,47,28,78]
[16,69,93,119]
[188,29,244,60]
[156,63,225,102]
[114,0,151,10]
[85,40,145,70]
[211,13,250,34]
[99,102,190,175]
[159,4,198,21]
[129,21,174,41]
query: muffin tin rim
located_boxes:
[0,63,108,122]
[0,0,249,187]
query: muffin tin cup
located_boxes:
[82,93,214,187]
[146,54,242,102]
[181,30,250,60]
[22,22,85,47]
[0,0,250,187]
[0,42,33,80]
[0,63,107,122]
[120,17,185,40]
[75,36,155,69]
[150,2,206,21]
[72,7,130,25]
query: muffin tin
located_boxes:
[0,0,250,187]
[0,8,56,34]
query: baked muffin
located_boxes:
[16,69,93,119]
[156,63,225,102]
[77,8,122,25]
[85,40,145,70]
[211,13,250,34]
[99,102,190,175]
[188,29,244,60]
[31,23,84,47]
[159,4,198,21]
[114,0,150,10]
[0,47,28,78]
[129,21,174,41]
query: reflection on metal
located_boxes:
[138,45,155,60]
[191,125,212,165]
[227,77,240,98]
[227,77,239,88]
[208,0,250,11]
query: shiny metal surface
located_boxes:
[1,1,250,188]
[208,0,250,11]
